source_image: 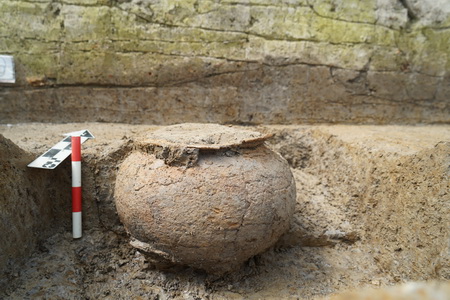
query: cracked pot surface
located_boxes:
[115,124,296,274]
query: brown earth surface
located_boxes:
[0,123,449,299]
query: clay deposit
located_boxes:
[1,0,449,125]
[0,123,448,299]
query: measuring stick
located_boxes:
[71,136,82,239]
[28,129,94,239]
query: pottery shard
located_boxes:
[114,124,296,274]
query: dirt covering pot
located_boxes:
[114,123,296,274]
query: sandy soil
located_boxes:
[0,123,449,299]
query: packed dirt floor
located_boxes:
[0,123,449,299]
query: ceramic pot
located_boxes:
[115,123,296,274]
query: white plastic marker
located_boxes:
[0,55,15,83]
[28,130,94,238]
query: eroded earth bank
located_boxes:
[0,123,449,299]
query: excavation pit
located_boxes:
[0,123,449,299]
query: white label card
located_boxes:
[0,55,15,83]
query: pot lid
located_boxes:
[144,123,271,149]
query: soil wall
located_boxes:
[1,0,449,124]
[0,124,448,299]
[0,135,70,288]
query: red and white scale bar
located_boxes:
[71,136,82,238]
[28,129,94,239]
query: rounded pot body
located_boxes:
[115,145,296,274]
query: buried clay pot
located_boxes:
[114,123,296,274]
